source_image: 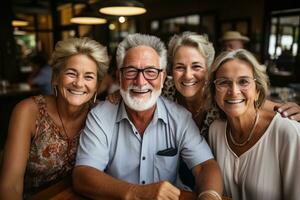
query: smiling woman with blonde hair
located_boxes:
[207,49,300,200]
[164,31,216,137]
[0,37,108,199]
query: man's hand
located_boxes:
[128,181,181,200]
[274,102,300,122]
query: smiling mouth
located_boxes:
[68,89,86,95]
[131,89,151,94]
[181,81,198,86]
[225,99,245,104]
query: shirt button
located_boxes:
[142,181,145,184]
[135,131,138,134]
[142,156,146,160]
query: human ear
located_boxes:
[162,70,167,82]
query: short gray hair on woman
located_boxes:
[168,31,215,69]
[206,49,269,119]
[50,37,109,87]
[116,33,167,69]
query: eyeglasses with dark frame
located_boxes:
[214,77,256,92]
[120,66,163,80]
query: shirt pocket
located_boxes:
[154,155,178,183]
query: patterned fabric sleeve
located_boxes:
[199,107,219,139]
[162,76,177,101]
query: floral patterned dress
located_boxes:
[24,95,80,196]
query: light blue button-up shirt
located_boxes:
[76,96,213,189]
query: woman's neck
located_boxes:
[177,91,205,116]
[227,108,257,137]
[55,97,90,119]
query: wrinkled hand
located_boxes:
[106,90,121,105]
[128,181,181,200]
[274,102,300,122]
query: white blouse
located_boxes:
[209,113,300,200]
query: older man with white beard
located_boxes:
[73,33,223,200]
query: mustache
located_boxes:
[128,84,154,92]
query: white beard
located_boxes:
[120,82,162,111]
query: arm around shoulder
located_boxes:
[264,100,300,122]
[0,98,37,200]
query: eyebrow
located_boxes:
[85,72,97,76]
[192,61,205,66]
[174,61,205,65]
[217,75,253,79]
[64,68,76,72]
[65,68,97,76]
[124,65,158,68]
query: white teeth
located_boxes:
[182,82,196,86]
[131,89,150,93]
[225,99,244,104]
[68,90,85,95]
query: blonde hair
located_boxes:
[50,37,109,87]
[206,49,269,119]
[168,31,215,70]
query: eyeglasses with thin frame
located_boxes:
[214,77,256,92]
[120,66,163,80]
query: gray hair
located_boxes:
[168,31,215,69]
[116,33,167,69]
[50,37,109,87]
[206,49,269,119]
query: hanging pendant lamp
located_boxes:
[12,17,29,27]
[71,3,107,25]
[71,11,107,25]
[99,0,146,16]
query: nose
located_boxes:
[134,71,148,86]
[227,82,241,94]
[184,67,194,79]
[73,76,84,87]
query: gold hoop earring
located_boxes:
[53,86,58,97]
[93,93,97,103]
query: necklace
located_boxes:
[228,111,260,147]
[56,98,69,139]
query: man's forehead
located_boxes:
[124,45,160,66]
[126,45,158,55]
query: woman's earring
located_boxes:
[53,86,58,97]
[254,100,259,108]
[93,93,97,103]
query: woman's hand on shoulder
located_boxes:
[106,90,121,105]
[274,102,300,122]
